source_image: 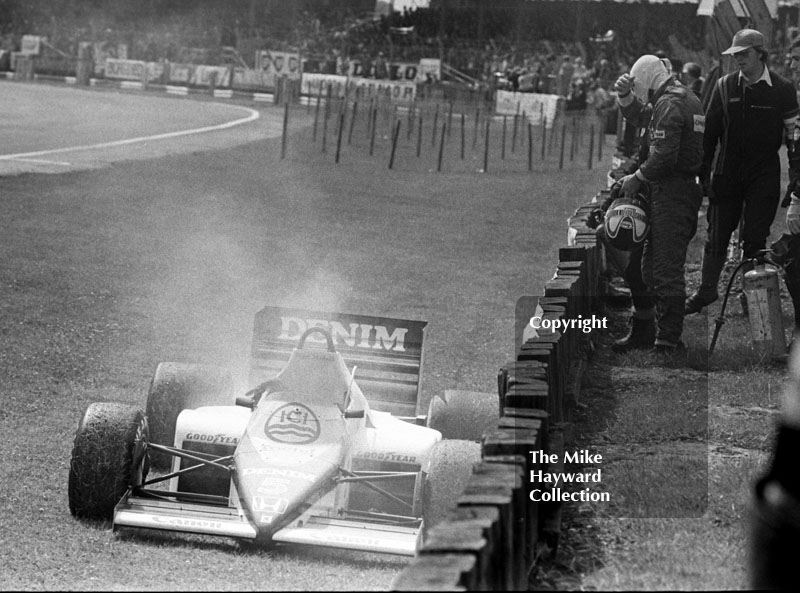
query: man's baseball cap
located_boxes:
[722,29,766,55]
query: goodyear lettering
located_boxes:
[354,451,418,464]
[185,433,239,445]
[278,316,407,352]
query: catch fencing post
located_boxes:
[335,111,345,164]
[541,117,547,161]
[432,103,439,147]
[501,115,507,160]
[528,122,532,171]
[389,119,401,169]
[437,122,447,172]
[313,82,322,142]
[483,118,490,173]
[280,101,289,159]
[348,100,358,145]
[369,106,378,156]
[461,112,466,160]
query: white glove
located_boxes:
[620,173,643,198]
[788,194,800,235]
[614,73,634,97]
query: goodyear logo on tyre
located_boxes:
[265,403,320,444]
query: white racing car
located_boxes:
[68,307,497,555]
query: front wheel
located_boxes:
[427,390,499,441]
[145,363,233,469]
[68,402,149,520]
[421,439,481,538]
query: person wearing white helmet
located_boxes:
[686,28,799,316]
[608,54,705,355]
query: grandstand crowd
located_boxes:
[2,0,800,107]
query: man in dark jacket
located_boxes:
[611,54,705,354]
[748,36,800,590]
[686,29,799,314]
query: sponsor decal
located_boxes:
[353,451,418,464]
[185,433,239,446]
[277,316,408,352]
[650,129,666,140]
[252,497,288,514]
[693,114,705,133]
[259,513,277,525]
[151,516,224,530]
[258,481,290,496]
[306,532,382,547]
[265,403,321,444]
[247,437,315,462]
[240,467,316,481]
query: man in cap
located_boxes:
[609,54,705,354]
[685,29,799,315]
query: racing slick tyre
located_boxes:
[426,390,499,442]
[145,363,233,469]
[68,402,149,520]
[422,439,481,538]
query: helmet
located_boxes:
[629,55,671,104]
[603,181,651,250]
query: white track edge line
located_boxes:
[0,105,260,161]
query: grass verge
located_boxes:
[531,200,790,590]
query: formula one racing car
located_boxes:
[67,307,497,555]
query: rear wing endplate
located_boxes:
[250,307,427,417]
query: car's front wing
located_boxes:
[113,490,420,556]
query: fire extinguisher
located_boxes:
[743,264,786,358]
[709,258,786,358]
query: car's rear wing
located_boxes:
[249,307,427,418]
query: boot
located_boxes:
[612,315,656,353]
[686,250,727,314]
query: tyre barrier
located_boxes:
[393,191,606,590]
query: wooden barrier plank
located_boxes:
[421,523,492,590]
[475,458,531,587]
[443,507,503,589]
[391,553,477,591]
[539,426,566,559]
[457,480,515,591]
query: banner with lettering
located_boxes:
[496,90,561,128]
[300,73,348,98]
[348,77,416,102]
[191,65,232,88]
[104,58,146,81]
[256,50,301,88]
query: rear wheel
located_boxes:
[422,439,481,537]
[145,363,233,469]
[68,402,148,520]
[427,390,499,441]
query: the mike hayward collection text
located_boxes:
[528,449,610,503]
